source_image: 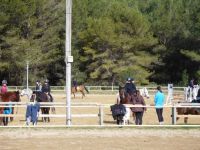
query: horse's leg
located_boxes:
[41,108,45,122]
[0,108,4,126]
[44,108,47,122]
[48,108,50,122]
[176,117,180,122]
[81,91,85,99]
[184,117,188,124]
[0,117,3,126]
[132,112,136,121]
[72,92,75,98]
[10,107,14,122]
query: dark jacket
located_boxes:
[124,82,136,95]
[131,95,146,112]
[110,104,126,120]
[42,84,51,93]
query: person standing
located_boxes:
[0,80,8,94]
[131,90,146,125]
[124,77,136,96]
[154,86,165,125]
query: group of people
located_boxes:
[34,79,53,102]
[116,77,165,125]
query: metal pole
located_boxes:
[66,0,72,126]
[26,61,29,91]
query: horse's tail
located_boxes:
[84,86,89,93]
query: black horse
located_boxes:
[31,91,55,122]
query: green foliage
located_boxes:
[0,0,200,86]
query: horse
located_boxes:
[176,101,200,124]
[71,85,89,98]
[114,86,133,125]
[30,91,53,122]
[20,88,33,101]
[0,91,20,125]
[139,87,150,99]
[21,89,55,122]
[115,87,148,125]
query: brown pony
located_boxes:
[0,91,20,125]
[117,86,134,124]
[176,102,200,124]
[71,85,89,98]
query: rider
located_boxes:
[0,80,8,94]
[189,79,194,89]
[35,80,42,92]
[124,77,136,96]
[42,79,53,102]
[72,79,78,92]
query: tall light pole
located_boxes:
[66,0,73,126]
[26,61,29,91]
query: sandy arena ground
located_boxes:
[0,128,200,150]
[1,93,200,150]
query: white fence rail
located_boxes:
[7,86,186,93]
[0,102,200,127]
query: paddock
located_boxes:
[1,92,200,126]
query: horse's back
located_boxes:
[0,91,20,102]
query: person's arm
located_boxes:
[154,93,157,104]
[140,96,146,111]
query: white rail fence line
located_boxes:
[7,86,186,92]
[0,102,200,126]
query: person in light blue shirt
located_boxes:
[154,86,165,125]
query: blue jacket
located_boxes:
[154,91,165,108]
[3,104,12,114]
[26,103,40,123]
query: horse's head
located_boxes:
[12,91,21,102]
[20,88,33,100]
[119,86,125,98]
[139,87,150,99]
[118,86,131,104]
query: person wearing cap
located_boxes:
[154,86,165,125]
[124,77,136,96]
[42,79,53,102]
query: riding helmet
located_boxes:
[45,79,49,83]
[127,77,133,81]
[2,80,7,84]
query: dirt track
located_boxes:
[0,128,200,150]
